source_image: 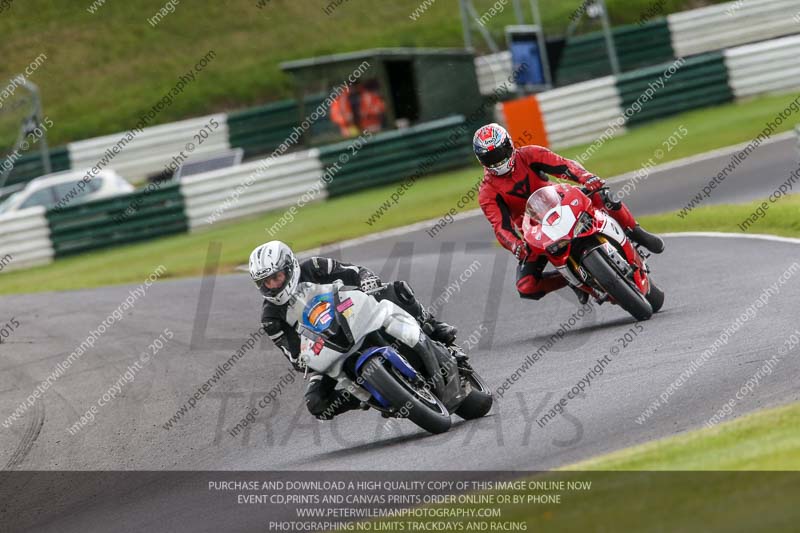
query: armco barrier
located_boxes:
[67,114,230,182]
[227,99,299,159]
[796,124,800,156]
[475,51,514,97]
[318,116,473,197]
[537,76,626,149]
[556,19,675,86]
[668,0,799,58]
[0,207,54,271]
[724,34,800,100]
[46,183,188,257]
[616,52,732,126]
[2,147,71,194]
[180,149,324,230]
[227,94,334,159]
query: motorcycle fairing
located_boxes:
[288,282,423,377]
[355,346,418,381]
[522,184,651,298]
[540,205,577,242]
[354,346,419,408]
[302,292,335,334]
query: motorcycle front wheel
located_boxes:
[646,279,665,313]
[582,248,653,321]
[361,357,452,434]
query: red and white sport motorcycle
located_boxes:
[521,184,664,321]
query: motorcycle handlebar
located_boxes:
[579,185,610,196]
[363,283,388,295]
[335,280,386,295]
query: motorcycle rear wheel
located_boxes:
[583,248,653,321]
[454,370,493,420]
[361,357,452,434]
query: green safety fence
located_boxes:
[616,52,733,126]
[556,19,675,86]
[2,146,71,193]
[227,94,336,159]
[46,182,188,257]
[318,115,475,197]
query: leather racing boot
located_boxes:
[384,281,458,346]
[422,319,458,346]
[626,225,665,254]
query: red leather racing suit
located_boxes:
[478,145,637,300]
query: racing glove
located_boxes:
[583,176,605,193]
[263,319,304,372]
[512,241,531,263]
[358,271,382,293]
[275,343,303,372]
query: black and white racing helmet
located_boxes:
[248,241,300,305]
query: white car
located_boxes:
[0,169,134,214]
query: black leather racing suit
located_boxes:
[261,256,443,420]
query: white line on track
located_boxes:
[659,231,800,245]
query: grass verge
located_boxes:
[0,0,725,147]
[639,192,800,237]
[564,402,800,471]
[487,403,800,530]
[369,399,800,532]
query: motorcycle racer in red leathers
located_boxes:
[474,123,664,303]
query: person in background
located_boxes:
[330,81,386,137]
[330,86,359,137]
[357,80,386,133]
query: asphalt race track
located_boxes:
[1,137,798,530]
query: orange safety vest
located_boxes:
[330,92,355,136]
[358,89,385,132]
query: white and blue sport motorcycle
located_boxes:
[286,280,493,434]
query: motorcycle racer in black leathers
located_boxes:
[250,241,457,420]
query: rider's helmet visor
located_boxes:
[254,266,291,298]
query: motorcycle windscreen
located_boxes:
[525,185,562,224]
[291,283,354,351]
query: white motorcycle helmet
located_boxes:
[249,241,300,305]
